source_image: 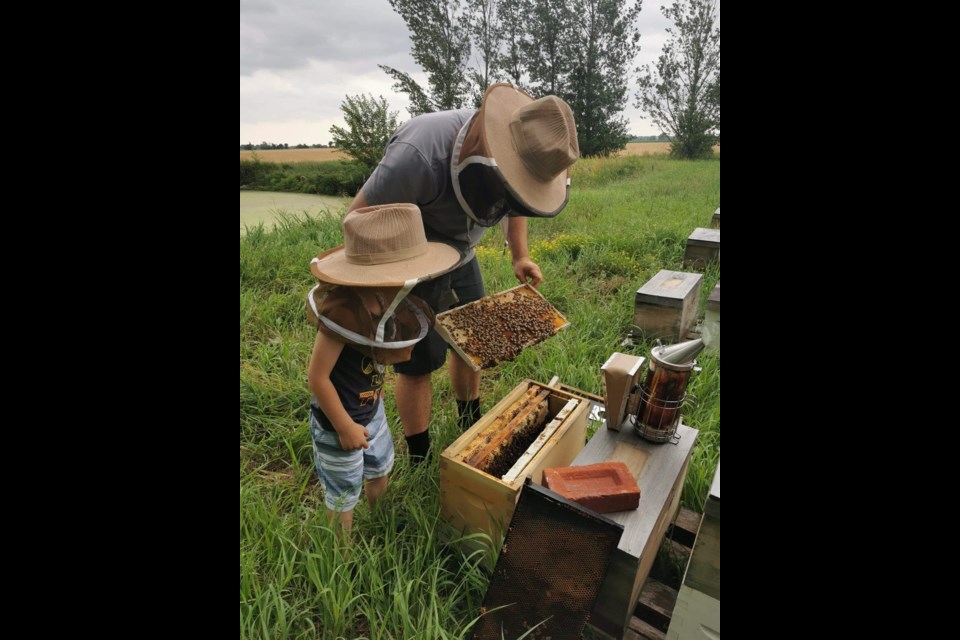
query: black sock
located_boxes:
[457,398,482,432]
[405,430,431,464]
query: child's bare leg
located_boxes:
[365,475,389,508]
[326,508,354,537]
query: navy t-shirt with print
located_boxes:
[311,345,385,431]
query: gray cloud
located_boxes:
[240,0,413,76]
[240,1,712,143]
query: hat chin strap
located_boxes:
[451,113,498,227]
[375,279,418,342]
[309,282,429,349]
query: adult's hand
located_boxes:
[513,257,543,288]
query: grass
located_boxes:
[240,154,720,638]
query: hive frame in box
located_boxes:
[439,379,590,555]
[434,283,570,372]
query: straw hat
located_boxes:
[479,84,579,215]
[310,203,460,286]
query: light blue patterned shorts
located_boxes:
[309,402,395,512]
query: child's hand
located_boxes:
[338,422,370,451]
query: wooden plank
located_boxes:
[520,396,589,485]
[635,578,678,628]
[577,422,698,638]
[674,507,702,540]
[628,616,666,640]
[667,507,701,549]
[557,382,605,403]
[501,398,579,483]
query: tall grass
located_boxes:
[240,155,720,638]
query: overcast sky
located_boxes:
[240,0,683,145]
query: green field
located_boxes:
[240,155,720,638]
[240,191,350,235]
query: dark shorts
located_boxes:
[394,257,485,376]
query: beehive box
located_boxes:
[440,380,589,550]
[711,207,720,228]
[666,460,720,640]
[633,270,703,342]
[683,227,720,269]
[703,282,720,353]
[434,284,569,371]
[576,421,699,640]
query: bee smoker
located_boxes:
[600,339,705,443]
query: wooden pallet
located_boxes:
[625,506,702,640]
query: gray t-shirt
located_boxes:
[362,109,487,264]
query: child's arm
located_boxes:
[308,331,370,450]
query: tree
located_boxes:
[329,94,401,170]
[524,0,573,97]
[499,0,529,86]
[635,0,719,159]
[566,0,642,157]
[707,70,719,143]
[381,0,472,115]
[465,0,503,107]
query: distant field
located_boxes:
[240,148,350,163]
[241,142,719,163]
[618,142,720,156]
[239,191,349,235]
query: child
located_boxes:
[306,203,459,533]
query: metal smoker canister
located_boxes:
[634,339,704,443]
